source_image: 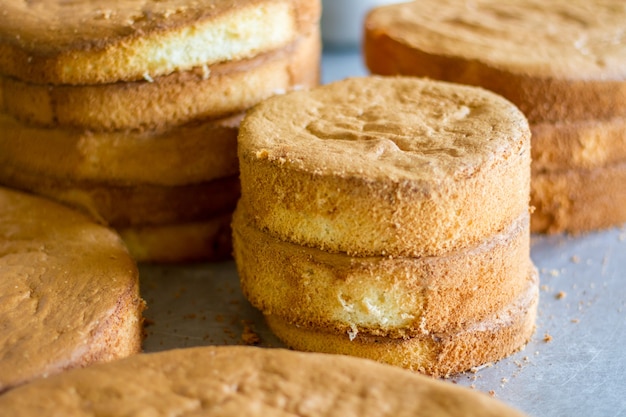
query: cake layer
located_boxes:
[0,112,241,186]
[234,203,531,337]
[119,215,233,263]
[531,161,626,233]
[0,27,321,130]
[238,76,530,257]
[0,186,144,392]
[0,0,320,84]
[0,171,240,227]
[531,117,626,172]
[0,346,528,416]
[364,0,626,124]
[266,271,538,377]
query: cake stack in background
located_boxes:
[0,0,321,262]
[234,77,538,376]
[363,0,626,234]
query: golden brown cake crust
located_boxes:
[0,0,321,84]
[0,112,242,186]
[0,346,529,416]
[0,27,321,131]
[238,76,530,257]
[531,162,626,234]
[234,203,531,337]
[364,0,626,123]
[0,186,144,392]
[119,215,233,263]
[266,270,538,378]
[530,118,626,172]
[0,170,240,227]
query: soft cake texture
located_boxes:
[234,203,532,337]
[0,27,320,130]
[0,0,322,264]
[530,118,626,172]
[235,76,535,375]
[531,162,626,233]
[0,0,320,84]
[0,187,144,392]
[266,274,538,378]
[238,76,530,257]
[0,113,242,186]
[364,0,626,124]
[0,346,529,416]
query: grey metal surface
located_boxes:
[456,229,626,417]
[141,50,626,417]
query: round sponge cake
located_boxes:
[363,0,626,124]
[0,26,321,131]
[0,186,144,392]
[236,75,536,375]
[234,203,532,337]
[0,0,320,84]
[238,76,530,257]
[0,346,529,416]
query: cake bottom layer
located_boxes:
[265,270,538,377]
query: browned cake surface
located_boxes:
[0,0,320,84]
[0,170,240,227]
[0,112,242,186]
[0,346,529,416]
[364,0,626,123]
[234,203,531,337]
[120,214,233,263]
[0,26,321,130]
[530,118,626,172]
[266,271,538,378]
[0,187,144,392]
[531,162,626,234]
[236,75,535,376]
[238,76,530,257]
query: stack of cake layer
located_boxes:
[234,76,538,377]
[363,0,626,234]
[0,0,321,262]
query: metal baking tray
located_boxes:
[141,50,626,417]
